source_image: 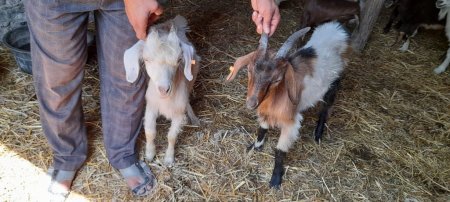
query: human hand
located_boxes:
[124,0,164,40]
[251,0,280,36]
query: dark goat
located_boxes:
[383,0,445,52]
[300,0,361,28]
[227,22,350,188]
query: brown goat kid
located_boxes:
[227,22,350,188]
[300,0,361,28]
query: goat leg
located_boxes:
[269,149,286,189]
[144,108,158,161]
[314,78,341,143]
[435,47,450,74]
[383,6,399,34]
[399,29,417,52]
[247,125,268,152]
[164,115,185,166]
[186,103,200,126]
[270,119,301,188]
[391,31,405,47]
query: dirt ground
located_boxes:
[0,0,449,201]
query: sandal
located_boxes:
[119,161,157,196]
[47,166,77,200]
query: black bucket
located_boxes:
[3,26,96,75]
[3,26,32,74]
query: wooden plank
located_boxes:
[351,0,385,52]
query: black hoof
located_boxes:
[269,175,282,189]
[313,129,322,144]
[314,137,321,144]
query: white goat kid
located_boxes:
[436,0,450,74]
[124,15,200,166]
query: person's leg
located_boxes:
[25,0,96,172]
[95,0,155,196]
[95,1,155,195]
[24,0,97,196]
[95,0,147,170]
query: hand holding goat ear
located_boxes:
[124,0,163,40]
[123,15,200,166]
[251,0,282,36]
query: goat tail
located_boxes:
[305,21,350,55]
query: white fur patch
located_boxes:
[254,139,265,148]
[399,38,410,52]
[298,22,348,112]
[419,24,444,30]
[258,119,269,129]
[436,7,450,74]
[276,114,303,152]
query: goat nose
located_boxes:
[246,97,258,110]
[158,85,170,96]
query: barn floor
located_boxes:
[1,0,449,201]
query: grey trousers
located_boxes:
[24,0,147,170]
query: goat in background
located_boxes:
[384,0,450,74]
[300,0,362,29]
[435,0,450,74]
[124,15,200,166]
[227,22,350,188]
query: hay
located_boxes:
[1,0,449,201]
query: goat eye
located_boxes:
[273,78,282,83]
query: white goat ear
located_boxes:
[181,42,195,81]
[168,25,180,45]
[171,16,195,81]
[124,40,144,83]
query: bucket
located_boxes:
[3,26,96,75]
[2,26,32,74]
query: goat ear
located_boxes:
[180,41,195,81]
[285,62,301,105]
[124,40,145,83]
[171,17,195,81]
[226,51,256,82]
[168,25,179,44]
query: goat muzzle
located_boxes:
[246,96,259,110]
[158,85,171,97]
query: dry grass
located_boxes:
[1,0,449,201]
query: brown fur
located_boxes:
[301,0,360,28]
[173,57,199,95]
[255,57,315,128]
[257,79,297,127]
